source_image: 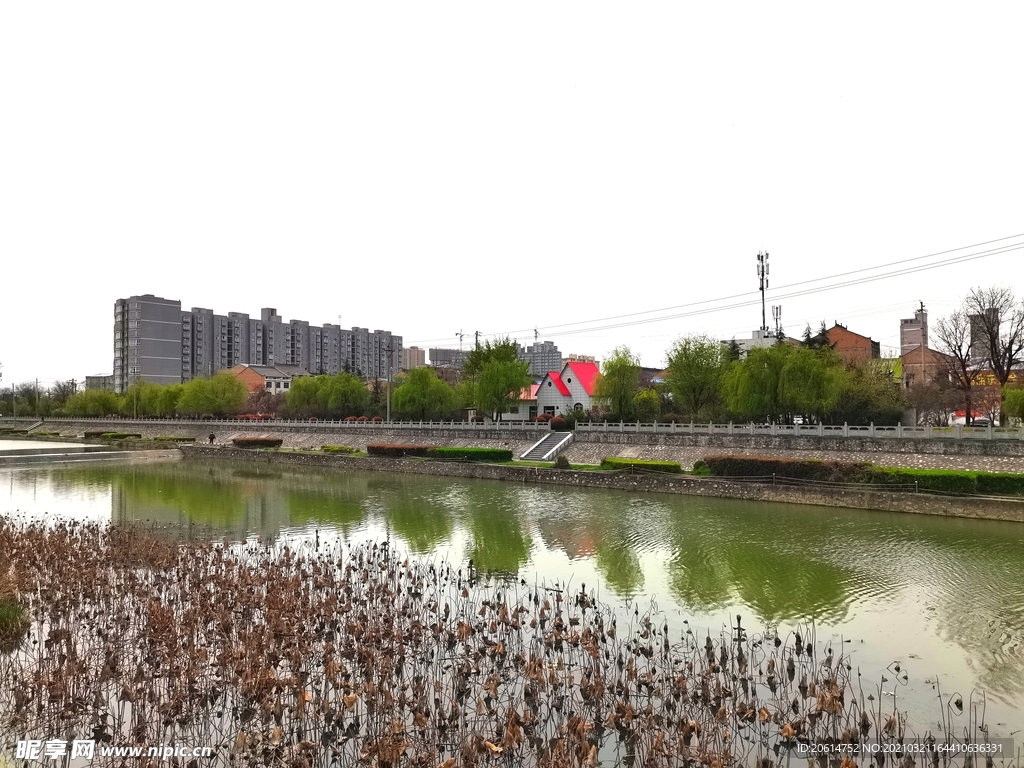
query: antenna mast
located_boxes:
[772,305,782,339]
[757,251,770,332]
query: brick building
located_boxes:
[827,324,881,364]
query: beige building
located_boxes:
[402,346,426,370]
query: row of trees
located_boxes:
[589,335,906,425]
[0,375,250,418]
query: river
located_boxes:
[2,459,1023,738]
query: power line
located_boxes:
[405,233,1023,346]
[528,241,1023,340]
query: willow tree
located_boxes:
[594,346,641,418]
[664,334,725,420]
[392,367,456,420]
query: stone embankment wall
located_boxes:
[181,445,1024,524]
[28,418,1024,472]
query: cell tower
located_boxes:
[757,251,770,332]
[772,305,783,339]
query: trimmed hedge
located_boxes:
[232,437,283,449]
[600,457,683,473]
[155,436,196,442]
[83,431,108,438]
[100,432,143,440]
[322,445,359,454]
[553,455,571,469]
[865,467,978,495]
[700,454,1024,497]
[427,447,514,462]
[702,455,872,483]
[367,443,433,458]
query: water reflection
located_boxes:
[2,460,1023,721]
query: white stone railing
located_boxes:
[3,416,1022,440]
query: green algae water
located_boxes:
[2,459,1023,739]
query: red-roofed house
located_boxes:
[504,383,539,420]
[536,361,602,415]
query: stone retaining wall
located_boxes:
[180,446,1024,523]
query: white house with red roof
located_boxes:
[535,361,601,416]
[503,383,539,420]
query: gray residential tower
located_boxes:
[113,294,402,393]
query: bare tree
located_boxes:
[49,379,78,406]
[965,286,1024,424]
[932,309,979,424]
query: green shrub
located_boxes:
[83,430,108,438]
[232,437,283,449]
[427,447,514,462]
[600,457,683,473]
[367,443,433,458]
[975,472,1024,497]
[702,455,872,482]
[864,467,978,495]
[322,445,358,454]
[690,459,710,476]
[553,454,571,469]
[100,432,142,440]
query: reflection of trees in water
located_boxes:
[469,507,531,573]
[382,492,454,554]
[664,504,861,623]
[595,543,643,596]
[285,490,364,532]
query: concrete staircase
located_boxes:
[520,431,574,461]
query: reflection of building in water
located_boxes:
[535,519,596,559]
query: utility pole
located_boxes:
[35,378,39,417]
[474,331,480,350]
[757,251,770,332]
[385,344,393,422]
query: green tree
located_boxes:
[392,367,456,420]
[828,363,906,425]
[156,383,184,416]
[664,334,726,420]
[723,344,843,423]
[594,346,641,418]
[476,359,531,421]
[461,337,530,420]
[176,374,247,416]
[319,373,370,418]
[65,389,122,416]
[632,388,661,422]
[119,380,163,417]
[463,337,522,377]
[1004,388,1024,422]
[286,376,325,417]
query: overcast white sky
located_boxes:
[2,2,1022,386]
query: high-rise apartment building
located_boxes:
[402,346,426,370]
[520,340,562,376]
[113,295,184,392]
[113,294,402,392]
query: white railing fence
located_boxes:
[2,417,1021,440]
